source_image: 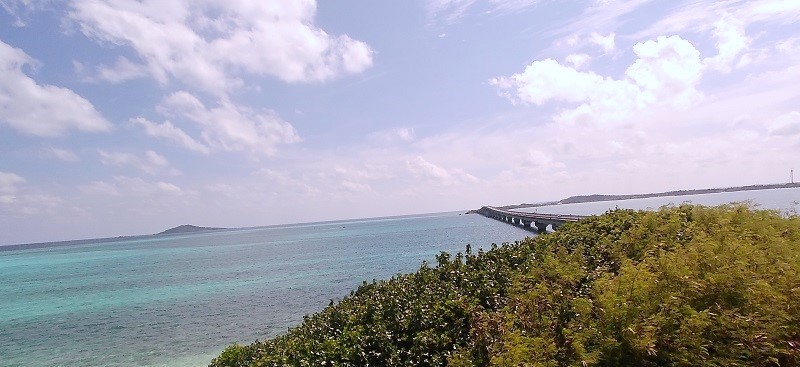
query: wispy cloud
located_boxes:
[98,150,180,176]
[145,91,300,156]
[43,147,80,162]
[406,156,478,186]
[425,0,544,24]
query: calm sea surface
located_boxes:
[1,187,798,367]
[1,212,530,367]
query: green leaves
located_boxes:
[211,205,800,367]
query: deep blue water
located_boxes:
[2,188,798,367]
[0,212,531,367]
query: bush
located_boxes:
[210,205,800,367]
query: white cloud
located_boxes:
[704,14,750,72]
[426,0,478,24]
[1,193,63,217]
[426,0,544,24]
[0,171,25,194]
[490,58,607,105]
[406,156,478,186]
[98,150,179,176]
[43,147,80,162]
[68,0,373,95]
[770,111,800,136]
[370,127,416,143]
[95,56,149,83]
[0,172,64,218]
[589,32,615,52]
[565,53,591,69]
[150,91,300,156]
[0,39,112,136]
[131,117,210,154]
[634,1,800,43]
[625,35,703,106]
[775,37,800,55]
[340,180,372,193]
[492,35,703,124]
[81,176,184,197]
[0,0,52,26]
[521,149,566,171]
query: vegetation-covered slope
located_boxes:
[211,205,800,367]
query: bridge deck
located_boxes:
[476,206,587,232]
[483,206,586,222]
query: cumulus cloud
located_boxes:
[144,91,300,156]
[67,0,373,94]
[626,35,703,106]
[704,14,750,72]
[406,156,478,186]
[98,150,179,176]
[0,39,112,136]
[491,35,703,124]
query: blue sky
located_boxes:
[1,0,799,245]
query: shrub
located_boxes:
[211,205,800,367]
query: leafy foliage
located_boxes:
[210,205,800,367]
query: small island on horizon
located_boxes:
[156,224,226,236]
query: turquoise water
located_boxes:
[0,212,531,367]
[2,189,798,367]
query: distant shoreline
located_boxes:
[0,224,227,252]
[478,182,800,212]
[6,182,799,251]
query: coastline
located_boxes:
[478,182,800,212]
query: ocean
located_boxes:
[2,187,799,367]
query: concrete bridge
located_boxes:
[476,206,586,233]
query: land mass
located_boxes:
[485,181,800,211]
[211,205,800,366]
[157,224,225,235]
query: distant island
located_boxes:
[488,182,800,211]
[156,224,226,235]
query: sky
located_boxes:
[1,0,799,245]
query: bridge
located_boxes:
[476,206,586,233]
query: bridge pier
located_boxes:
[476,206,584,233]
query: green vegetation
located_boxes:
[210,205,800,367]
